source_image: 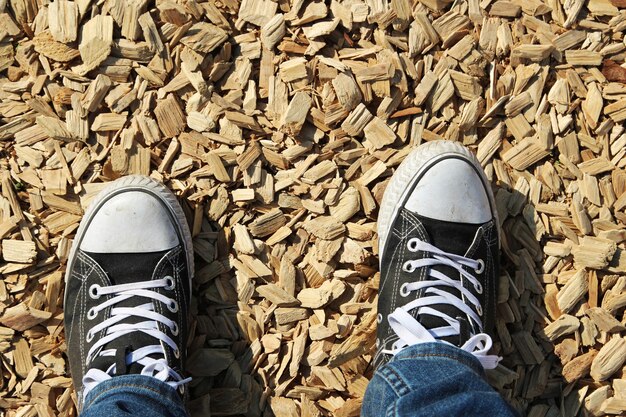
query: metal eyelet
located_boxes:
[171,322,179,336]
[86,331,94,342]
[377,313,383,323]
[400,283,411,297]
[407,239,419,252]
[474,282,483,294]
[402,261,415,273]
[476,305,483,316]
[165,276,175,291]
[168,300,179,313]
[474,259,485,274]
[89,284,101,299]
[174,348,181,358]
[179,385,185,395]
[87,308,98,320]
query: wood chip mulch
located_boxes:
[1,0,626,416]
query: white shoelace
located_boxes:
[82,277,191,399]
[382,238,501,369]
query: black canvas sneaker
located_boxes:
[64,176,194,407]
[374,140,501,370]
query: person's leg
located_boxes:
[64,176,193,415]
[80,375,188,417]
[367,140,514,416]
[362,343,517,417]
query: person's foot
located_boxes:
[64,176,194,407]
[374,140,500,369]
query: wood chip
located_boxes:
[2,239,36,263]
[302,217,346,240]
[154,94,185,138]
[591,337,626,381]
[541,314,580,341]
[557,269,588,313]
[48,0,78,43]
[573,237,617,270]
[181,22,228,53]
[363,117,396,150]
[74,15,114,75]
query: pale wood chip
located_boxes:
[591,336,626,381]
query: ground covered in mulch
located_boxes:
[1,0,626,415]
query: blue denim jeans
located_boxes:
[81,375,188,417]
[362,342,518,417]
[80,344,516,417]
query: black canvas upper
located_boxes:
[374,208,499,369]
[64,246,190,400]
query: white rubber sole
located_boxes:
[63,176,194,306]
[377,140,499,257]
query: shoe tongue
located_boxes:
[411,214,483,346]
[415,214,480,256]
[85,250,169,376]
[88,251,168,286]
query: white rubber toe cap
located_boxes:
[404,158,492,224]
[80,191,179,253]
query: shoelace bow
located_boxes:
[82,277,191,399]
[382,238,501,369]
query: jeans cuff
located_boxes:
[389,342,485,376]
[83,374,185,411]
